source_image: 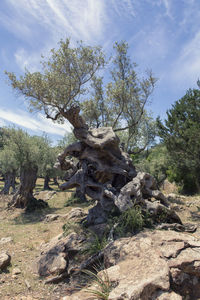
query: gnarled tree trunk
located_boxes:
[10,165,47,211]
[0,171,16,195]
[55,106,181,226]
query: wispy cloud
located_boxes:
[162,0,173,19]
[0,0,107,70]
[0,108,71,136]
[1,0,106,43]
[111,0,136,18]
[171,30,200,87]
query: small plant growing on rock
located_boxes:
[82,233,108,255]
[62,221,81,236]
[113,206,144,237]
[83,267,111,300]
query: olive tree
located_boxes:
[0,147,18,194]
[2,128,49,210]
[5,38,178,226]
[81,42,157,153]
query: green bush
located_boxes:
[82,233,108,255]
[112,206,144,237]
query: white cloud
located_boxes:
[0,108,71,136]
[171,31,200,87]
[162,0,173,19]
[0,0,108,71]
[1,0,106,43]
[111,0,136,18]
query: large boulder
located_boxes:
[33,232,86,277]
[64,230,200,299]
[103,230,200,299]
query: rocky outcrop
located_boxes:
[43,208,87,223]
[33,232,86,278]
[103,230,200,299]
[63,230,200,299]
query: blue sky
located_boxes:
[0,0,200,142]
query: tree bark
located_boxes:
[0,171,16,195]
[10,164,48,211]
[53,177,59,186]
[55,105,181,226]
[43,175,52,190]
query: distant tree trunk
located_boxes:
[10,164,48,211]
[195,178,200,194]
[0,171,16,195]
[43,175,52,190]
[53,177,59,186]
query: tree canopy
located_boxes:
[157,83,200,193]
[6,39,156,153]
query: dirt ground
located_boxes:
[0,178,200,300]
[0,178,86,300]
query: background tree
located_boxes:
[37,141,60,190]
[157,83,200,194]
[2,128,49,210]
[133,143,169,187]
[0,146,18,194]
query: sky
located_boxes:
[0,0,200,143]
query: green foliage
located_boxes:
[83,268,112,300]
[62,221,81,236]
[5,38,105,123]
[0,147,18,174]
[6,39,156,154]
[81,41,157,153]
[82,233,108,256]
[1,128,53,170]
[157,85,200,194]
[57,132,77,150]
[113,206,144,236]
[134,144,169,185]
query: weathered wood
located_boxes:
[55,106,180,225]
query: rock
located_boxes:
[34,232,86,277]
[87,223,108,239]
[66,230,200,299]
[167,193,186,204]
[156,222,197,233]
[0,252,11,270]
[66,208,87,220]
[44,214,61,222]
[102,230,200,299]
[0,237,13,245]
[34,190,56,201]
[12,267,21,275]
[43,209,87,223]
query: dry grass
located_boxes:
[0,177,84,300]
